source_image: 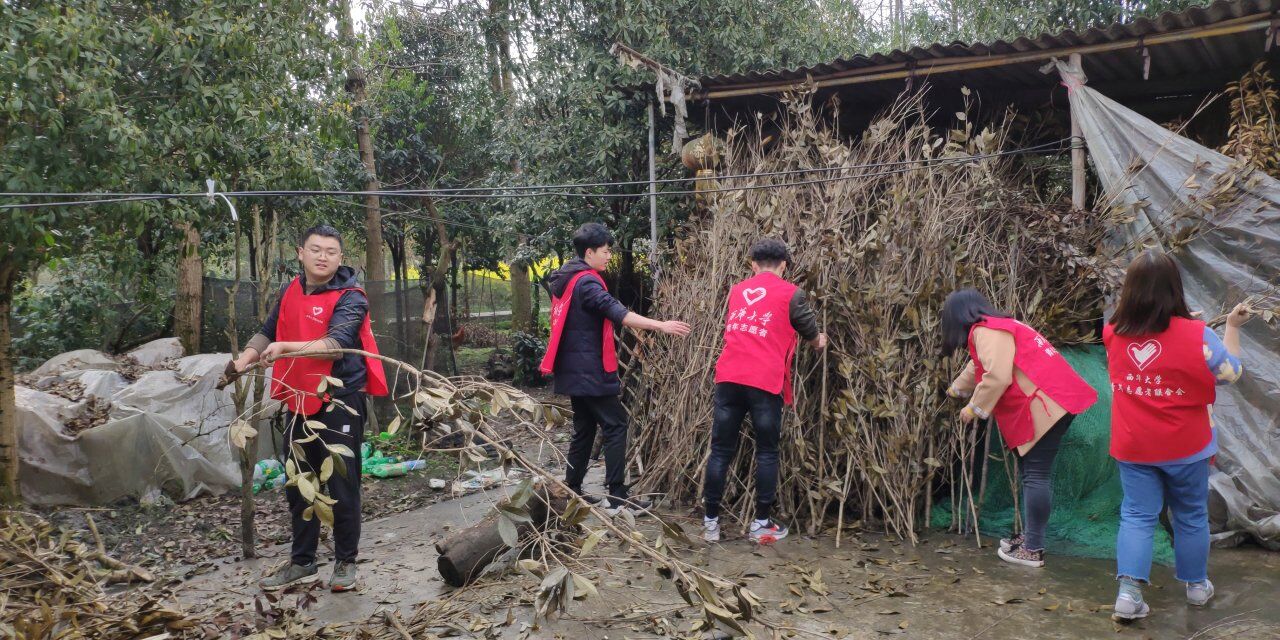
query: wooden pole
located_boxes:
[648,100,658,272]
[1069,53,1087,211]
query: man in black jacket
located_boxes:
[543,223,690,514]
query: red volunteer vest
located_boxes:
[714,272,799,404]
[539,270,618,376]
[1103,317,1215,463]
[968,317,1097,449]
[270,278,389,416]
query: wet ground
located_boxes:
[172,465,1280,640]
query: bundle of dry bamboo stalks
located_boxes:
[627,93,1121,541]
[0,513,190,639]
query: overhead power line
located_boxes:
[0,139,1072,210]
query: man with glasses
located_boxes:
[232,224,388,592]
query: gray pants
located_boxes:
[1017,413,1074,551]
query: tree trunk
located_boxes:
[509,232,532,333]
[0,260,20,504]
[435,485,569,587]
[421,200,454,372]
[449,246,461,324]
[388,228,407,354]
[340,0,384,328]
[494,0,514,98]
[174,222,203,355]
[229,214,256,558]
[484,0,502,96]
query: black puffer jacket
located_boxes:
[545,259,630,397]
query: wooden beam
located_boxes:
[1069,53,1087,212]
[697,14,1272,100]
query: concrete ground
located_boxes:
[176,472,1280,640]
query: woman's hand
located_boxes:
[959,405,978,424]
[1226,303,1253,328]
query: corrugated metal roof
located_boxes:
[694,0,1279,101]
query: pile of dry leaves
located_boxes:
[0,512,188,638]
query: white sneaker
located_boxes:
[703,518,721,542]
[1186,579,1214,606]
[748,519,788,544]
[1113,593,1150,621]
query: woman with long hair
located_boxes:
[942,289,1098,568]
[1105,250,1250,620]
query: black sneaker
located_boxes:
[567,487,604,506]
[605,497,653,517]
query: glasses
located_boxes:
[306,246,341,259]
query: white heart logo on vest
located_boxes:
[742,288,767,306]
[312,306,324,317]
[1127,340,1162,371]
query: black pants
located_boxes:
[1016,413,1074,551]
[284,393,366,565]
[565,395,629,501]
[703,382,783,521]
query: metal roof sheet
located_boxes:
[693,0,1279,100]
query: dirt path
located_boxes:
[167,466,1280,639]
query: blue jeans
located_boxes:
[1116,459,1210,583]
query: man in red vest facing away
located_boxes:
[231,225,388,593]
[703,239,826,544]
[542,223,690,515]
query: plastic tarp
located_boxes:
[30,349,119,377]
[16,347,279,506]
[125,337,184,366]
[1058,59,1280,549]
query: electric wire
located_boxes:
[0,138,1073,210]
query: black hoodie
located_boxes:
[251,265,370,397]
[544,258,630,396]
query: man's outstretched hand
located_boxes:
[659,320,692,337]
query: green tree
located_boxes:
[0,0,342,505]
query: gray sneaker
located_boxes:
[1186,579,1214,606]
[260,562,318,591]
[1112,593,1150,621]
[329,560,358,592]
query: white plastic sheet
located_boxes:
[17,346,279,506]
[1059,59,1280,548]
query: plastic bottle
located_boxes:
[368,459,425,478]
[361,442,373,460]
[253,459,284,483]
[363,452,399,470]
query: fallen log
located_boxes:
[435,484,570,588]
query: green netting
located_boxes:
[931,345,1174,563]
